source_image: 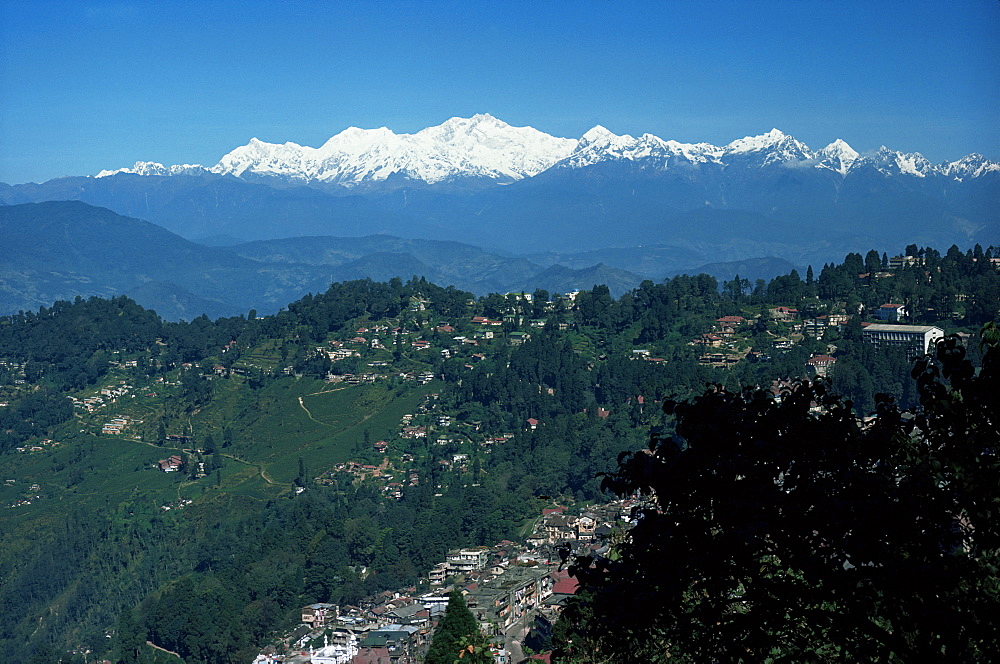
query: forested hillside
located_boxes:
[0,244,996,662]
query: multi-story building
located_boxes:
[428,562,449,585]
[862,324,944,357]
[446,547,490,574]
[464,566,553,632]
[806,354,837,377]
[301,602,337,627]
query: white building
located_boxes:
[447,547,490,574]
[874,303,907,322]
[310,631,358,664]
[862,324,944,357]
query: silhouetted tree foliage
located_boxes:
[555,333,999,662]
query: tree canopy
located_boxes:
[425,590,482,664]
[556,332,999,662]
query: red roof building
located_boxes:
[807,354,838,377]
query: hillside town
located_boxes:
[0,246,996,663]
[249,500,629,664]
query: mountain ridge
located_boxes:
[3,116,996,263]
[0,202,668,319]
[91,114,999,187]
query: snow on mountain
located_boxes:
[817,139,860,175]
[942,153,1000,180]
[558,126,720,169]
[853,146,937,178]
[212,137,320,179]
[94,116,998,184]
[97,162,207,178]
[723,129,816,166]
[208,114,576,185]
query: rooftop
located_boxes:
[863,324,942,333]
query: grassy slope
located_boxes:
[0,345,440,656]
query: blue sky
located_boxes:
[1,0,998,184]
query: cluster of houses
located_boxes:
[694,316,755,366]
[0,358,27,390]
[252,501,630,664]
[686,302,949,377]
[3,479,43,510]
[305,300,577,385]
[70,382,134,413]
[100,415,138,436]
[160,497,193,511]
[13,438,60,454]
[801,313,851,339]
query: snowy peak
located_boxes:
[561,126,721,169]
[94,116,997,184]
[97,161,206,178]
[724,129,815,165]
[419,113,510,140]
[817,139,860,175]
[213,139,313,178]
[569,126,638,162]
[942,153,1000,179]
[725,128,790,153]
[855,146,936,178]
[578,125,623,147]
[206,115,576,184]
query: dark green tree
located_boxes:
[864,248,881,275]
[426,590,482,664]
[295,457,307,487]
[116,608,146,664]
[555,334,999,662]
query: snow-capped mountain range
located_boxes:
[6,113,995,261]
[96,114,999,186]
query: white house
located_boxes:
[874,303,907,322]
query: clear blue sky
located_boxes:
[1,0,998,184]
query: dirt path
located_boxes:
[297,386,348,427]
[259,465,278,484]
[297,396,322,424]
[146,641,182,658]
[307,386,349,396]
[221,452,285,486]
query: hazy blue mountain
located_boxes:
[524,244,706,276]
[228,235,547,294]
[0,201,331,318]
[515,263,645,298]
[121,281,238,321]
[2,121,996,267]
[667,257,803,286]
[0,202,654,318]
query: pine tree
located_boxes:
[425,590,481,664]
